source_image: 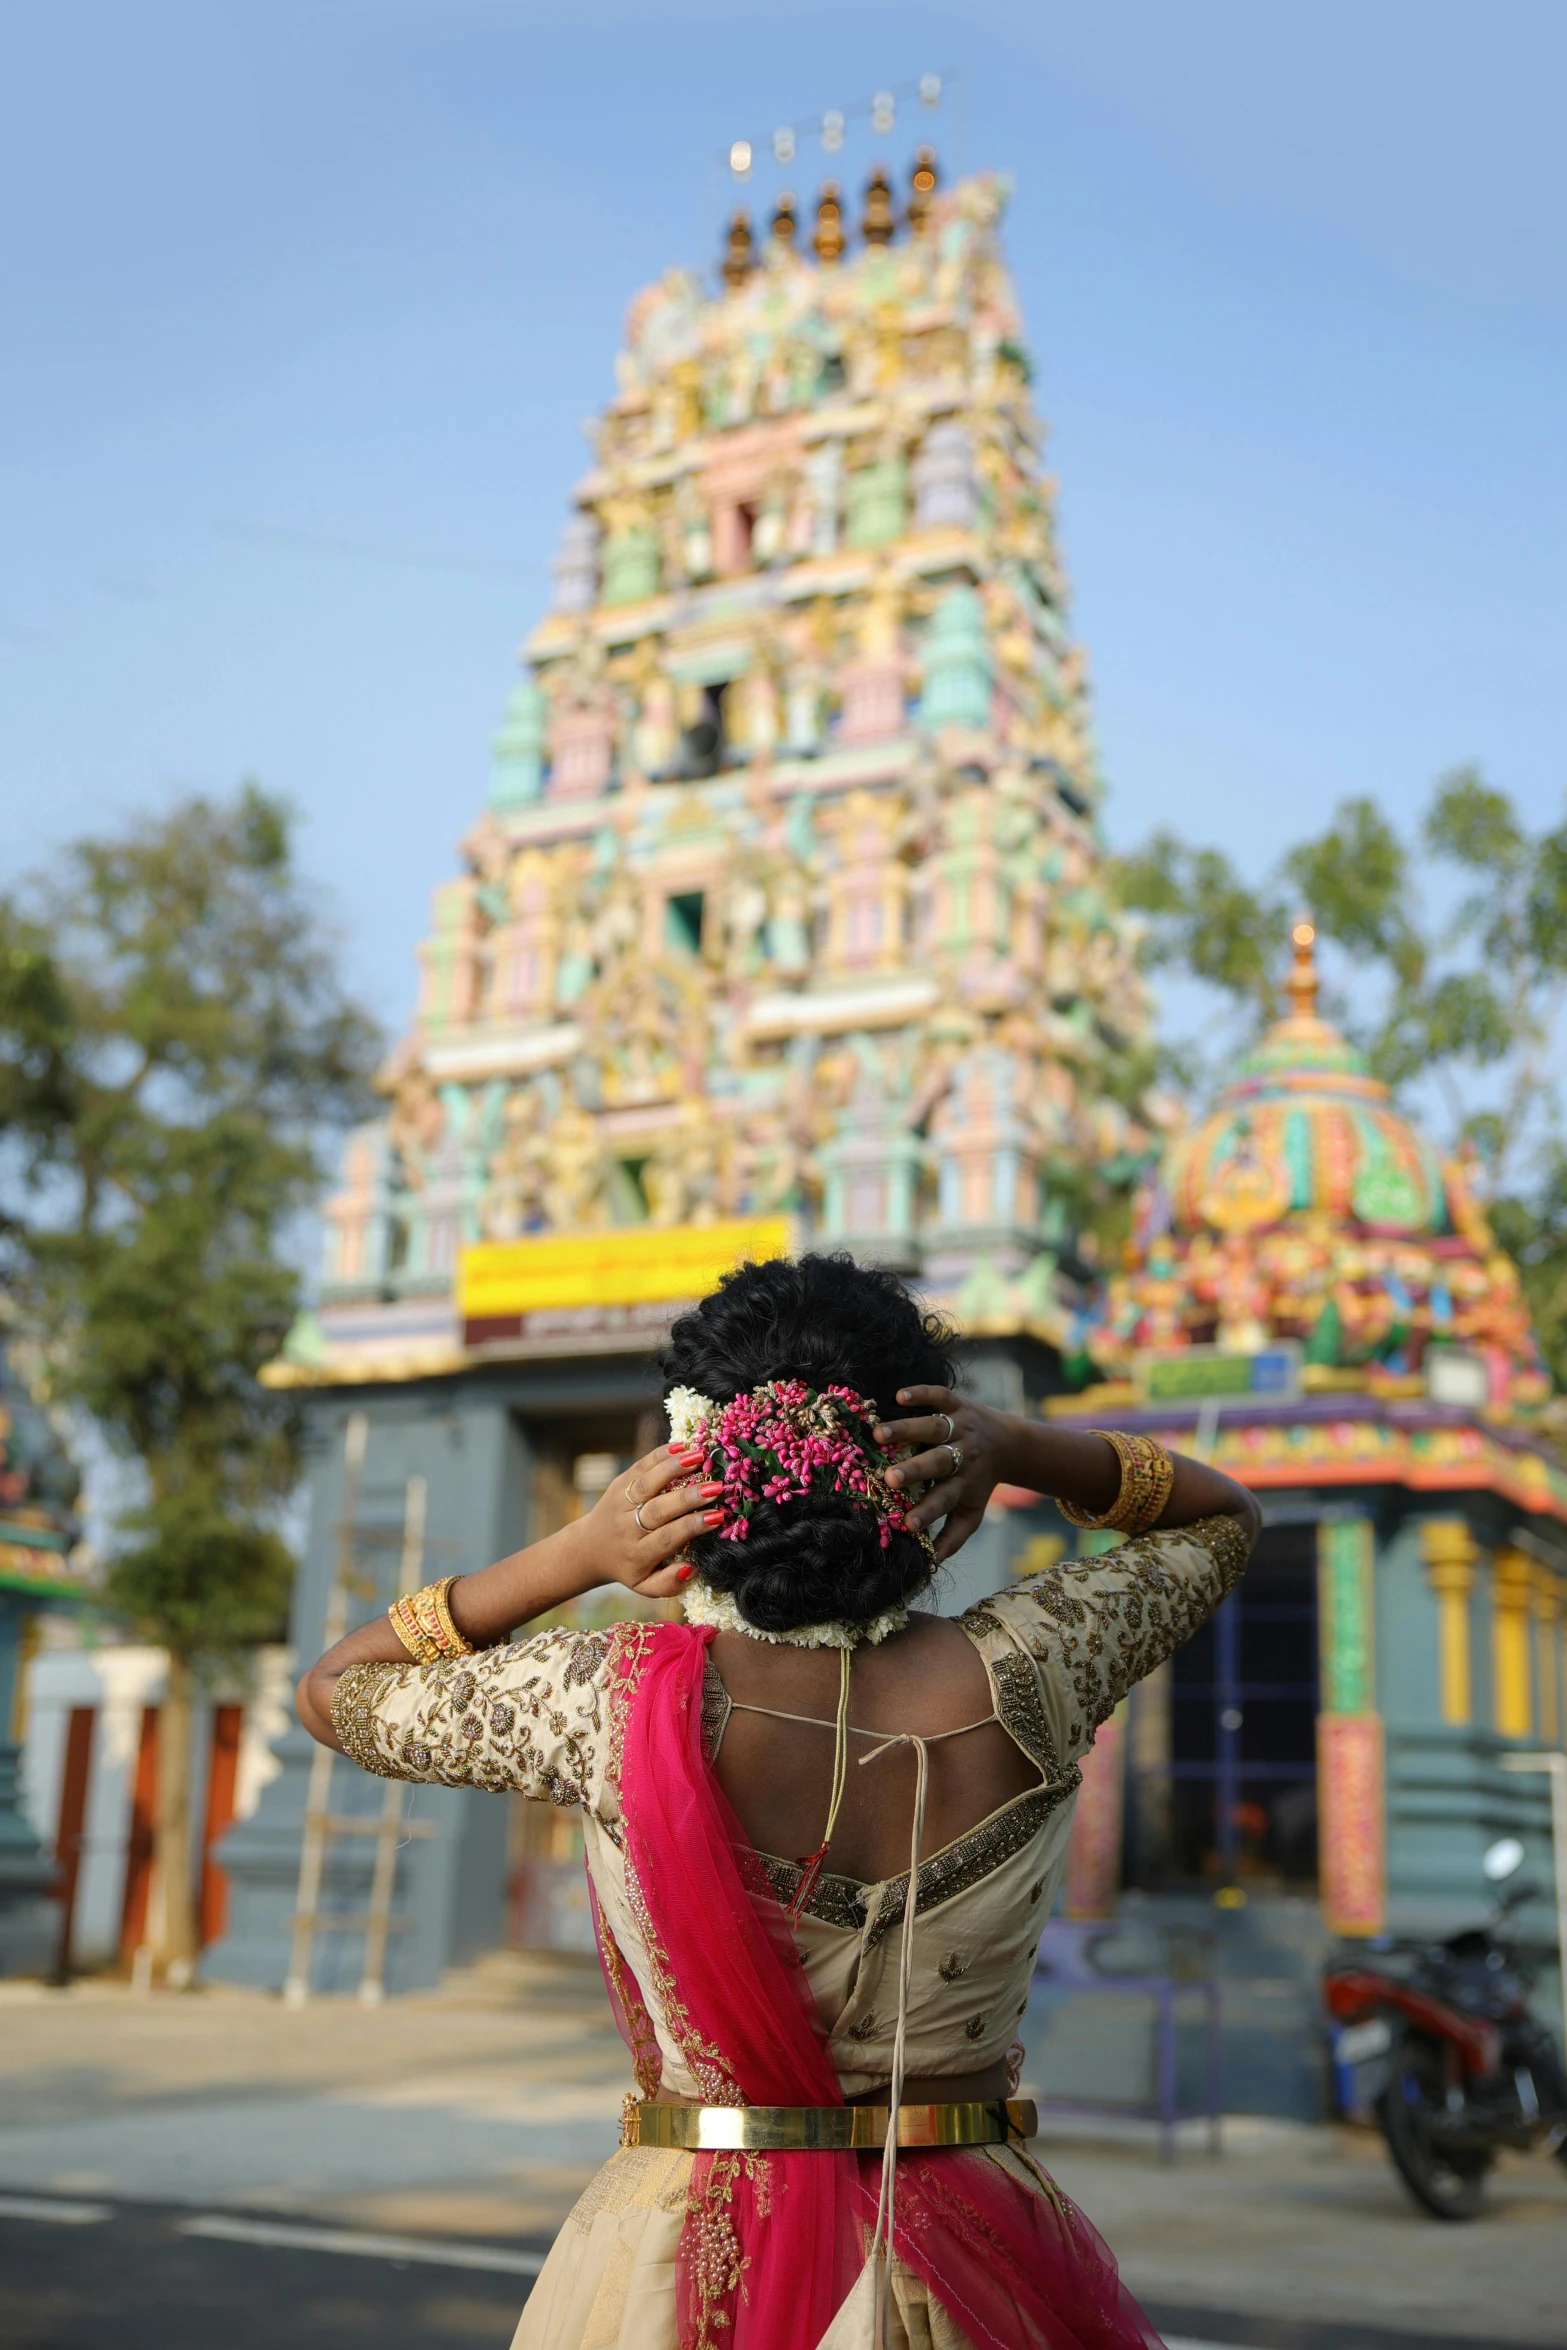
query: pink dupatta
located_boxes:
[597,1620,1167,2350]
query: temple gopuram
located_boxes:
[214,160,1156,1996]
[291,164,1147,1385]
[211,165,1562,2116]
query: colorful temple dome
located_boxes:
[1169,925,1448,1241]
[1095,923,1550,1406]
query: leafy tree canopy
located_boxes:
[0,783,380,1658]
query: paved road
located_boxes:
[1,1970,1562,2349]
[0,2195,1541,2350]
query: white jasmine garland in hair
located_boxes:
[680,1578,911,1649]
[665,1386,717,1447]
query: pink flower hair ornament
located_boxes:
[667,1378,937,1564]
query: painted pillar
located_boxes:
[1064,1700,1127,1919]
[1419,1518,1477,1726]
[0,1593,55,1973]
[1064,1527,1127,1916]
[1491,1547,1536,1739]
[1540,1572,1566,1748]
[1316,1515,1385,1935]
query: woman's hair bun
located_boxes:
[662,1253,955,1631]
[662,1253,954,1424]
[687,1496,932,1634]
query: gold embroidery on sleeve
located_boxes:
[978,1511,1254,1740]
[331,1662,406,1777]
[331,1629,613,1800]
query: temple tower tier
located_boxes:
[214,165,1152,2000]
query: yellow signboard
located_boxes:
[459,1217,794,1320]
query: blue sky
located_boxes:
[4,0,1565,1041]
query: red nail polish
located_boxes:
[703,1509,724,1526]
[668,1442,692,1457]
[676,1564,695,1581]
[699,1480,724,1498]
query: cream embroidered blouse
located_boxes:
[333,1515,1251,2099]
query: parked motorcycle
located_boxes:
[1322,1838,1567,2219]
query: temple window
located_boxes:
[680,685,728,777]
[665,892,705,955]
[607,1158,651,1223]
[712,501,755,575]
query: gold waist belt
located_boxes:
[623,2099,1036,2152]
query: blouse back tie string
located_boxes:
[722,1672,1000,2349]
[786,1648,853,1925]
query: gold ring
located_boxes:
[946,1443,963,1473]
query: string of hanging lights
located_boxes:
[722,69,956,179]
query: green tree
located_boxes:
[0,786,379,1981]
[1113,769,1567,1384]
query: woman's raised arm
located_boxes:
[876,1390,1262,1562]
[294,1442,719,1750]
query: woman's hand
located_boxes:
[570,1442,725,1599]
[874,1386,1018,1563]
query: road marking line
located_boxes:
[1164,2338,1267,2350]
[0,2194,113,2225]
[178,2214,546,2275]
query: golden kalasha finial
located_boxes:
[722,208,756,289]
[861,163,896,246]
[813,181,846,263]
[907,145,940,233]
[770,191,798,248]
[1287,916,1320,1017]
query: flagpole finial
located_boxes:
[908,146,940,234]
[813,182,846,264]
[722,209,756,290]
[1288,916,1319,1017]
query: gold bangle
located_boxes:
[431,1575,474,1658]
[387,1592,439,1663]
[1059,1430,1174,1538]
[386,1578,473,1663]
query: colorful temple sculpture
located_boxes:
[0,1326,87,1973]
[284,161,1150,1387]
[209,167,1562,2115]
[1038,919,1566,2111]
[215,158,1155,2000]
[1093,920,1549,1408]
